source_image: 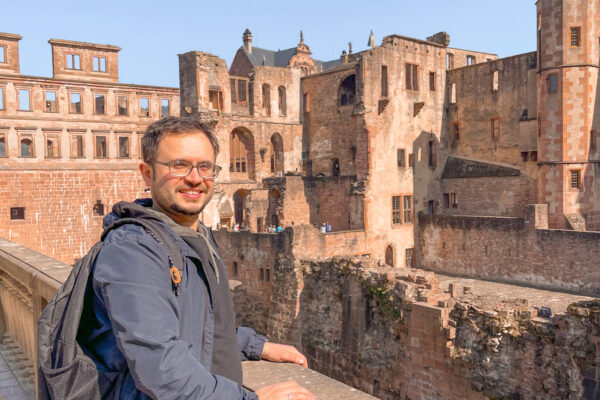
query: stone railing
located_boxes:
[0,236,373,399]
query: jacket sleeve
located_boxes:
[94,227,258,400]
[237,327,267,361]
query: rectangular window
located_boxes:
[450,193,457,208]
[266,269,271,282]
[0,87,4,109]
[45,91,57,112]
[452,122,460,141]
[405,248,414,267]
[0,132,6,157]
[117,95,128,116]
[66,54,81,70]
[70,134,84,158]
[161,99,170,117]
[139,97,149,117]
[397,148,406,167]
[428,141,436,167]
[492,70,499,92]
[118,136,130,158]
[230,79,237,103]
[95,135,107,158]
[93,200,105,216]
[259,268,264,281]
[45,133,60,158]
[403,196,412,223]
[466,55,476,66]
[591,130,597,153]
[0,46,5,63]
[209,90,223,111]
[238,80,247,103]
[70,93,82,113]
[428,200,435,215]
[444,193,450,208]
[429,72,436,91]
[392,196,402,224]
[233,262,238,277]
[571,27,581,47]
[548,74,558,93]
[93,56,107,72]
[19,134,34,157]
[95,94,106,115]
[10,207,25,220]
[570,170,581,189]
[521,152,528,162]
[491,117,500,138]
[530,151,538,161]
[381,65,388,97]
[405,63,418,91]
[18,89,30,111]
[446,53,454,69]
[408,153,415,167]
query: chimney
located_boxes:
[426,32,450,47]
[243,29,252,54]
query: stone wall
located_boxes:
[418,207,600,296]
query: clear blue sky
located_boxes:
[3,0,537,88]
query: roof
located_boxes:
[0,32,22,40]
[48,39,121,52]
[442,156,520,179]
[241,46,340,72]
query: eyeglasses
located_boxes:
[154,159,222,179]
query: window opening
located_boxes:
[397,148,406,167]
[20,136,34,157]
[117,95,128,116]
[450,83,456,103]
[118,136,130,158]
[95,135,107,158]
[446,53,454,69]
[548,74,558,93]
[95,94,106,115]
[570,27,581,47]
[161,99,170,117]
[262,84,271,115]
[466,55,476,66]
[403,196,412,223]
[491,117,500,138]
[18,89,30,111]
[209,90,223,111]
[338,75,356,106]
[10,207,25,220]
[44,91,57,112]
[408,153,415,167]
[45,134,60,158]
[0,134,5,157]
[93,56,107,72]
[233,262,239,277]
[492,71,499,92]
[428,141,435,167]
[405,248,414,267]
[0,46,5,63]
[452,122,460,141]
[428,200,435,215]
[139,97,150,117]
[66,54,80,70]
[570,170,581,188]
[70,93,82,113]
[303,93,310,113]
[332,158,340,176]
[230,131,248,174]
[429,72,436,91]
[591,130,597,153]
[0,87,4,109]
[381,65,388,97]
[392,196,401,224]
[93,200,105,216]
[405,63,418,91]
[70,134,84,158]
[278,86,286,116]
[530,151,538,161]
[521,152,528,162]
[444,193,450,208]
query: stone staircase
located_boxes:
[0,333,35,399]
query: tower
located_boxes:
[536,0,600,230]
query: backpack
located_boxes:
[37,217,185,400]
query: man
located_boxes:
[81,117,313,399]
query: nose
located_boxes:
[184,165,206,184]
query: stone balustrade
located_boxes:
[0,236,373,399]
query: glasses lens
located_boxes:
[169,160,192,177]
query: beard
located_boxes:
[170,202,206,216]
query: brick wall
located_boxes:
[0,169,146,264]
[418,207,600,295]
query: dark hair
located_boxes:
[142,116,220,163]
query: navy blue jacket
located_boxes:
[81,202,264,399]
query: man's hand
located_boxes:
[261,343,308,367]
[255,380,314,400]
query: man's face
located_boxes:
[140,130,216,226]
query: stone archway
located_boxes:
[233,189,249,227]
[385,245,395,267]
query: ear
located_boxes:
[139,162,153,187]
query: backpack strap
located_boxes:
[102,218,185,295]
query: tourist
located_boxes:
[80,117,313,399]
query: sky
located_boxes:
[3,0,537,88]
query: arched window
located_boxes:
[385,246,394,267]
[338,74,356,106]
[230,128,255,179]
[20,137,33,157]
[233,189,248,227]
[262,84,271,117]
[278,86,286,116]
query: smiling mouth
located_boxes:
[179,189,204,199]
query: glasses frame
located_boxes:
[154,159,222,179]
